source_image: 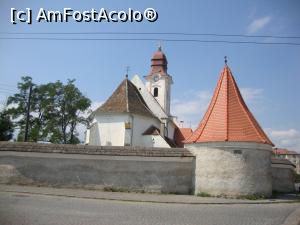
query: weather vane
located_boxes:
[224,56,228,65]
[158,40,162,51]
[125,66,130,78]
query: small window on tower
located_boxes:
[153,87,158,97]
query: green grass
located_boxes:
[197,192,211,197]
[237,194,266,200]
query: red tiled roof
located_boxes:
[185,65,274,146]
[174,127,193,147]
[273,148,299,155]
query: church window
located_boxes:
[154,87,158,97]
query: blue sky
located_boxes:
[0,0,300,151]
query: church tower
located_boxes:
[144,47,173,116]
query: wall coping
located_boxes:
[0,142,193,157]
[185,141,272,152]
[271,158,296,167]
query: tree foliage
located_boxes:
[0,110,14,141]
[6,77,91,144]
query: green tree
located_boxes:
[0,110,14,141]
[6,77,91,144]
[50,80,91,144]
[6,76,35,141]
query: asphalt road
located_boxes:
[0,192,299,225]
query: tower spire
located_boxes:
[145,47,173,116]
[158,41,162,51]
[185,65,274,146]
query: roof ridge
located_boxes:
[225,67,229,141]
[190,70,224,143]
[126,80,156,118]
[125,79,129,112]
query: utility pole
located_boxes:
[24,84,32,142]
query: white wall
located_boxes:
[91,113,130,146]
[145,75,172,116]
[89,122,101,145]
[131,114,162,147]
[131,75,168,120]
[142,135,170,148]
[131,75,176,142]
[84,129,90,144]
[90,112,171,148]
[166,120,176,140]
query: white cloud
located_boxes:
[270,129,300,139]
[265,128,300,152]
[240,87,268,114]
[171,90,211,129]
[247,16,271,34]
[240,88,264,102]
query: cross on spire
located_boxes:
[224,56,228,65]
[158,41,162,51]
[125,66,130,78]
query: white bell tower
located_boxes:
[145,46,173,116]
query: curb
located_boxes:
[1,185,300,205]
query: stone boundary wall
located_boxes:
[271,158,295,193]
[0,142,296,195]
[0,142,194,194]
[186,142,273,197]
[0,142,193,157]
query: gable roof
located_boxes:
[94,78,155,118]
[142,126,160,135]
[174,127,193,147]
[185,65,274,146]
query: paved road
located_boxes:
[0,192,299,225]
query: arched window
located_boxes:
[153,87,158,97]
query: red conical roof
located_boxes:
[185,65,274,146]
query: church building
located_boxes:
[85,47,186,147]
[83,47,283,196]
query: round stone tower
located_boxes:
[185,64,274,197]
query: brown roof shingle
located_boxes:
[95,78,155,118]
